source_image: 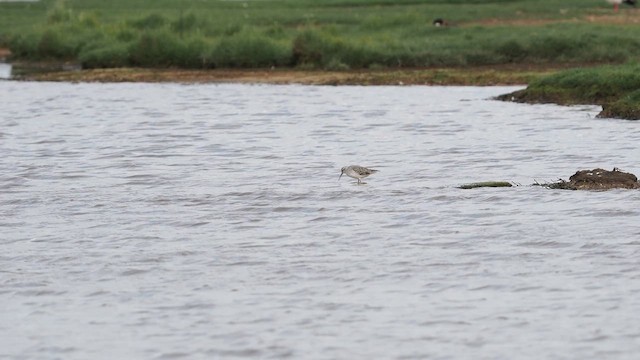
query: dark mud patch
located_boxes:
[544,168,639,190]
[10,64,560,86]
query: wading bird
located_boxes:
[339,165,378,185]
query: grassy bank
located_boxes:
[496,62,640,119]
[3,0,640,70]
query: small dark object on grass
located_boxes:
[433,18,448,27]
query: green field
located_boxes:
[3,0,640,119]
[2,0,640,69]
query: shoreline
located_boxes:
[8,60,637,119]
[8,63,576,86]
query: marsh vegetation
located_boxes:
[2,0,640,70]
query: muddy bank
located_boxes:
[497,86,640,120]
[9,63,565,86]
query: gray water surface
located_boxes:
[2,82,640,359]
[0,63,11,79]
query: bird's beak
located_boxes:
[339,171,343,180]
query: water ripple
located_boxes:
[1,82,638,360]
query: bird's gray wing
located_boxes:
[352,166,377,176]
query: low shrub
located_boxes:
[129,13,168,30]
[128,29,185,67]
[7,32,40,59]
[47,0,74,24]
[211,30,291,68]
[79,41,130,68]
[495,40,528,63]
[292,30,383,69]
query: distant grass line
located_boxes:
[2,0,640,70]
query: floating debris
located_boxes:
[459,168,639,191]
[458,181,513,189]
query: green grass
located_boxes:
[3,0,640,69]
[497,62,640,119]
[600,89,640,119]
[502,62,640,104]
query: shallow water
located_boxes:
[0,63,11,79]
[2,82,640,359]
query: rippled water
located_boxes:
[2,82,640,359]
[0,64,11,80]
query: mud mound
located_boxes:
[555,168,640,190]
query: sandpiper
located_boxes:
[339,165,378,184]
